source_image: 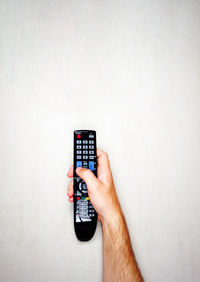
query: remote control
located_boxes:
[73,130,97,241]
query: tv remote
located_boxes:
[73,130,97,241]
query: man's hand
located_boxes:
[67,148,121,223]
[66,148,143,281]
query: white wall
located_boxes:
[0,0,200,281]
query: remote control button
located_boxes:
[86,197,90,200]
[89,156,95,160]
[79,182,82,190]
[80,201,88,205]
[77,134,81,139]
[89,140,94,144]
[77,197,80,200]
[83,156,88,159]
[83,145,88,149]
[76,156,81,159]
[83,150,88,154]
[76,140,81,144]
[83,140,88,144]
[89,151,94,154]
[79,182,87,191]
[76,145,82,149]
[89,145,94,149]
[89,134,94,138]
[76,177,81,182]
[77,150,82,154]
[76,217,81,222]
[89,161,94,171]
[79,202,87,206]
[83,161,87,166]
[76,161,82,168]
[82,218,91,222]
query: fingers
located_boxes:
[66,148,111,201]
[67,165,74,202]
[97,148,110,171]
[67,180,74,202]
[76,167,99,192]
[67,180,73,196]
[67,165,73,178]
[96,149,113,185]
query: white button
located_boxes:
[81,218,91,222]
[76,177,81,182]
[77,150,82,154]
[83,140,88,144]
[83,145,88,149]
[89,151,94,154]
[76,140,82,144]
[89,145,94,149]
[77,145,81,149]
[77,156,81,159]
[89,156,94,159]
[83,156,88,159]
[89,140,94,144]
[80,202,88,206]
[83,151,88,154]
[89,134,94,138]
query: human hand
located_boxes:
[67,149,122,223]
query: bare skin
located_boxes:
[67,148,143,282]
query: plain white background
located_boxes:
[0,0,200,281]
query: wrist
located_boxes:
[101,206,123,227]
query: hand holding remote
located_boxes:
[67,148,122,224]
[67,148,143,281]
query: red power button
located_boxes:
[77,134,81,139]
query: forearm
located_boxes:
[102,211,143,282]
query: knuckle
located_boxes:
[103,151,109,159]
[104,152,110,164]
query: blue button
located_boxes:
[89,161,94,171]
[76,161,82,168]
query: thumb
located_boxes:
[76,167,99,192]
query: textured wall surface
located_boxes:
[0,1,200,281]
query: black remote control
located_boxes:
[73,130,97,241]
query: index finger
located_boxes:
[96,148,111,175]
